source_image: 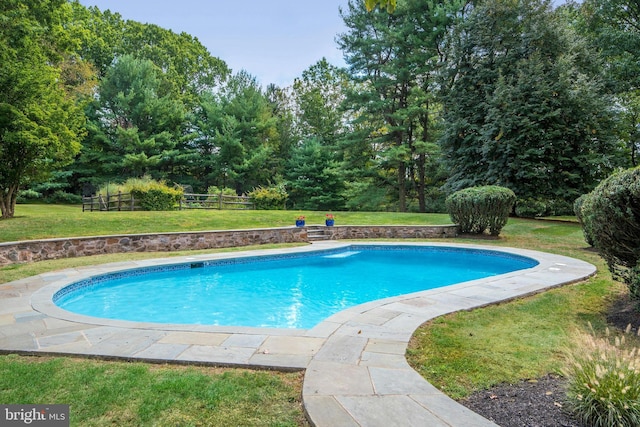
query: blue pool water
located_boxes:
[55,246,538,329]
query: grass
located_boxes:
[0,355,306,426]
[0,204,451,242]
[406,218,632,399]
[0,204,633,423]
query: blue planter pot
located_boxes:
[325,219,335,227]
[295,220,305,227]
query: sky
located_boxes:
[79,0,350,87]
[78,0,572,88]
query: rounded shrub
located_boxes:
[445,186,516,236]
[581,167,640,300]
[249,185,288,210]
[135,187,182,211]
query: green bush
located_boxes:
[574,194,594,246]
[16,189,42,203]
[249,185,288,210]
[581,167,640,300]
[562,325,640,427]
[546,199,574,216]
[134,188,182,211]
[515,198,548,218]
[45,190,82,205]
[445,186,516,236]
[98,177,183,211]
[515,198,575,218]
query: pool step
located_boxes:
[306,226,333,241]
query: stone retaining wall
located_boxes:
[324,225,458,240]
[0,225,458,266]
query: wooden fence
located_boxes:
[82,192,135,212]
[82,192,254,212]
[179,193,254,210]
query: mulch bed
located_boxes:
[457,291,640,427]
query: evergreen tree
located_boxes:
[285,138,346,210]
[77,55,186,183]
[572,0,640,166]
[338,0,462,211]
[440,0,626,206]
[193,72,281,194]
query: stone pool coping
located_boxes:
[0,241,596,426]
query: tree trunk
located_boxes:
[0,185,17,219]
[417,152,426,212]
[398,161,407,212]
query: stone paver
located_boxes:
[0,241,596,426]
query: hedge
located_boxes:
[581,167,640,301]
[446,186,516,236]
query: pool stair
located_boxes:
[306,225,333,241]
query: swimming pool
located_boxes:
[53,245,538,329]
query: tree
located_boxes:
[571,0,640,166]
[439,0,626,206]
[574,0,640,93]
[292,58,348,145]
[285,138,346,210]
[192,71,281,194]
[338,0,462,211]
[76,55,186,183]
[68,2,229,105]
[0,0,85,218]
[364,0,397,12]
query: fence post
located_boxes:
[218,192,222,210]
[130,193,135,211]
[117,191,122,211]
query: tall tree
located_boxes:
[292,58,348,145]
[0,0,85,218]
[68,2,229,105]
[193,71,281,194]
[338,0,462,211]
[440,0,626,205]
[572,0,640,166]
[286,59,350,209]
[77,55,186,182]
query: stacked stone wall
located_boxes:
[0,225,458,266]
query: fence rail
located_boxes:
[179,193,254,210]
[82,192,254,212]
[82,192,136,212]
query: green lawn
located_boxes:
[0,204,451,242]
[0,204,630,424]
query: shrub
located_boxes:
[135,187,182,211]
[515,198,548,218]
[515,198,575,218]
[581,167,640,300]
[445,186,516,236]
[16,189,42,203]
[249,185,288,210]
[45,191,82,205]
[574,194,594,246]
[98,177,183,211]
[562,325,640,427]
